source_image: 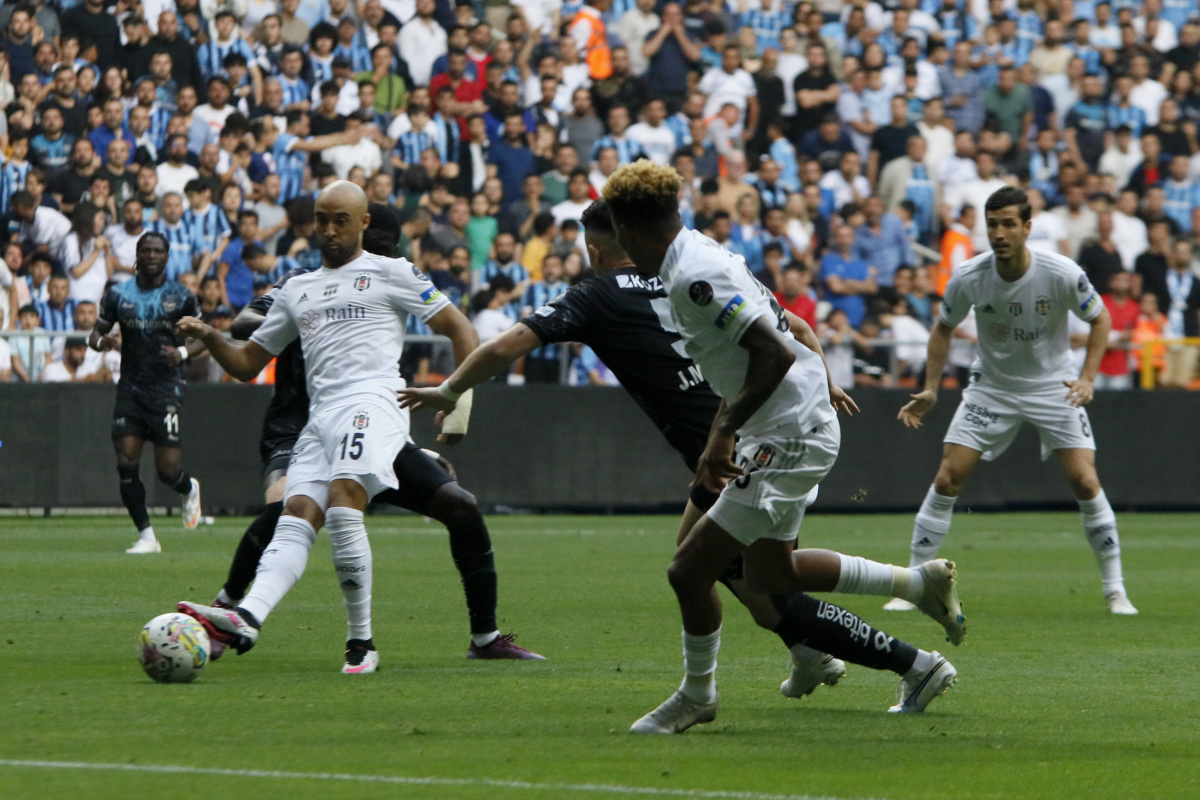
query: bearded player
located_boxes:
[890,185,1137,616]
[89,232,204,554]
[174,181,480,674]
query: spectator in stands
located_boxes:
[642,3,701,112]
[821,222,876,329]
[854,195,915,288]
[11,303,50,382]
[773,265,817,329]
[37,274,76,332]
[1097,270,1139,390]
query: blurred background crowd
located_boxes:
[0,0,1197,389]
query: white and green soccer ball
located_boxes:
[137,612,210,683]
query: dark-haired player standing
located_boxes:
[893,185,1137,615]
[89,232,204,554]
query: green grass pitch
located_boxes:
[0,512,1197,800]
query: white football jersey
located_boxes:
[940,247,1104,393]
[660,228,835,436]
[251,251,451,412]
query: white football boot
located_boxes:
[1106,591,1139,615]
[630,690,718,734]
[780,654,846,699]
[182,478,202,530]
[888,652,957,713]
[914,559,966,645]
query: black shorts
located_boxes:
[373,443,456,515]
[260,434,298,480]
[112,391,183,446]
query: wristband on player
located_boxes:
[437,379,462,403]
[441,388,473,435]
[177,346,189,363]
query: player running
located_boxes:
[174,181,481,674]
[88,232,204,554]
[890,186,1137,616]
[207,203,541,665]
[401,193,963,726]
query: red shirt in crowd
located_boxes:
[774,291,818,329]
[1101,293,1140,375]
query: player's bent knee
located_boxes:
[428,484,480,528]
[283,496,324,529]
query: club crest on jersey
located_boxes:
[689,280,713,306]
[753,444,775,469]
[1008,302,1023,317]
[353,411,369,430]
[354,274,371,292]
[323,284,338,298]
[162,299,177,312]
[300,309,321,334]
[1036,295,1050,317]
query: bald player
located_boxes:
[175,182,480,674]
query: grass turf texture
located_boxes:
[0,512,1196,800]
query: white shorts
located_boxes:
[944,383,1095,462]
[284,399,409,508]
[708,418,840,546]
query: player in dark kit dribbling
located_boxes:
[89,232,204,554]
[204,203,543,663]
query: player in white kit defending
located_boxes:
[173,182,481,672]
[601,162,966,735]
[891,186,1137,616]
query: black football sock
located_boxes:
[223,502,283,602]
[445,514,498,636]
[165,470,193,495]
[771,593,919,675]
[118,464,152,531]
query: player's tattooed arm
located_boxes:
[1066,306,1111,407]
[784,311,859,416]
[175,316,274,382]
[898,321,955,428]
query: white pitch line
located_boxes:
[0,758,884,800]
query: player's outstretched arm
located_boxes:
[898,321,955,429]
[175,316,274,382]
[1065,306,1111,407]
[784,310,859,416]
[398,322,545,413]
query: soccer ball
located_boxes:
[137,612,211,683]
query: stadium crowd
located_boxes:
[0,0,1197,389]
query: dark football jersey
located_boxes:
[520,267,721,468]
[99,278,200,403]
[249,266,317,448]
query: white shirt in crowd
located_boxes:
[698,67,757,124]
[194,103,237,139]
[322,136,383,180]
[819,169,871,211]
[156,162,200,197]
[63,234,108,304]
[397,15,448,88]
[626,121,677,166]
[105,224,145,283]
[618,6,660,76]
[512,0,563,37]
[551,199,590,226]
[1111,211,1149,272]
[21,206,72,266]
[1028,210,1068,256]
[473,307,513,341]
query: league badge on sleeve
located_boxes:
[689,281,713,306]
[1078,274,1089,292]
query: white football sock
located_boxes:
[788,643,825,664]
[239,515,316,625]
[835,554,925,602]
[679,628,720,704]
[138,526,157,544]
[910,487,957,566]
[1079,490,1126,595]
[471,631,499,647]
[327,507,373,641]
[902,649,936,680]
